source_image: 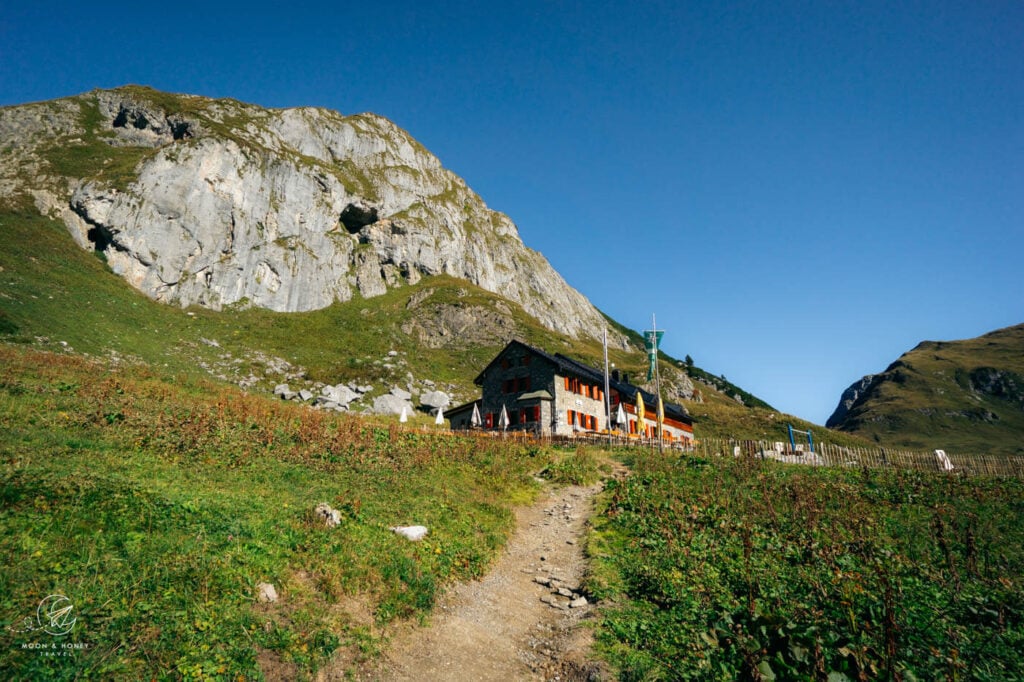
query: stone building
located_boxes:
[448,340,694,441]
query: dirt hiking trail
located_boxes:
[322,471,622,681]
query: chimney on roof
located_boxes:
[611,369,620,382]
[622,373,630,384]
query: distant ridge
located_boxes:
[827,324,1024,455]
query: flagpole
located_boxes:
[603,328,612,446]
[653,313,664,454]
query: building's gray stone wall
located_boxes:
[553,378,608,437]
[479,345,558,434]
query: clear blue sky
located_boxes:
[3,1,1022,425]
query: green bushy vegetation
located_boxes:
[586,452,1024,680]
[540,446,606,486]
[0,346,550,679]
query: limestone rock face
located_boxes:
[3,86,621,344]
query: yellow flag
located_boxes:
[657,395,664,439]
[636,391,645,436]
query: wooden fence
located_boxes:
[455,428,1024,478]
[672,437,1024,478]
[423,425,1024,478]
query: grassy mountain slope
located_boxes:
[828,324,1024,455]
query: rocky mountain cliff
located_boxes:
[0,86,621,345]
[827,324,1024,455]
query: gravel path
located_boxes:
[336,479,610,681]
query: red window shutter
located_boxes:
[501,358,509,369]
[533,406,540,422]
[523,377,531,391]
[485,413,493,428]
[564,377,570,391]
[524,355,531,366]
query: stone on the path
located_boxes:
[314,502,341,528]
[533,576,552,587]
[569,596,588,608]
[390,525,428,541]
[257,582,278,603]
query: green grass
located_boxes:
[540,446,607,486]
[0,345,553,679]
[586,451,1024,680]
